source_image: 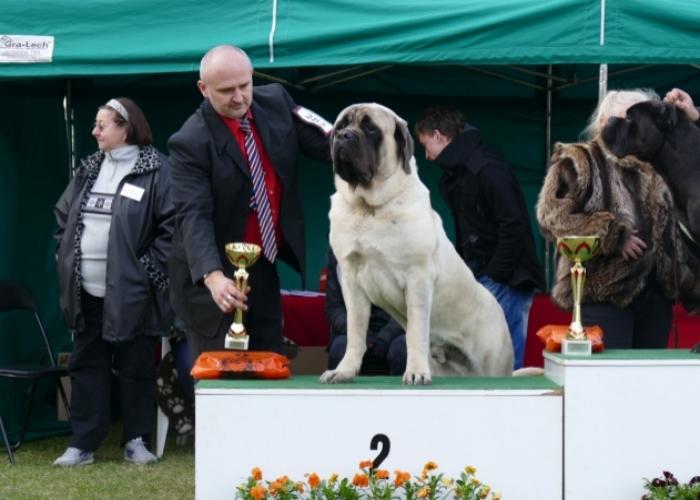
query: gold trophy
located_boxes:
[556,235,600,355]
[224,242,262,350]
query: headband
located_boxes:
[106,99,129,121]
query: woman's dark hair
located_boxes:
[100,97,153,146]
[414,106,465,140]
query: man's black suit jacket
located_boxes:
[168,83,330,341]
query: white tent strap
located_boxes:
[268,0,278,63]
[598,0,607,102]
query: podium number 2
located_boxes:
[370,434,390,469]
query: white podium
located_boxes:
[195,376,563,500]
[545,349,700,500]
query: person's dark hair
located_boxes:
[100,97,153,146]
[414,106,465,140]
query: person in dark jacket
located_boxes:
[415,106,544,370]
[53,97,174,467]
[325,248,407,375]
[168,45,331,361]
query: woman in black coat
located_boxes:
[53,97,173,467]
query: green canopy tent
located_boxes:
[2,0,699,441]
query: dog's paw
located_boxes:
[319,369,356,384]
[402,370,432,385]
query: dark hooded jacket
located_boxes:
[434,125,545,291]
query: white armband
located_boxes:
[293,105,333,136]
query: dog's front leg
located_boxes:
[403,276,433,385]
[319,282,370,384]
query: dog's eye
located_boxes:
[361,116,378,134]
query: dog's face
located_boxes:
[331,103,414,188]
[601,100,676,161]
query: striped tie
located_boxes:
[240,118,277,263]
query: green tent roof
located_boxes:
[2,0,700,79]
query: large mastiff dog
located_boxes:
[319,103,513,385]
[601,100,700,243]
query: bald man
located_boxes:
[168,45,332,360]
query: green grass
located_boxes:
[0,425,194,499]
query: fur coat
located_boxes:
[537,137,700,312]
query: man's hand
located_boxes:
[621,230,647,261]
[664,88,699,122]
[203,270,247,313]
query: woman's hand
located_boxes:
[621,230,647,261]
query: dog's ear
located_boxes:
[394,118,414,174]
[654,101,677,132]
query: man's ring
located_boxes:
[227,294,233,301]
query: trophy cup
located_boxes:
[224,242,262,350]
[556,235,601,355]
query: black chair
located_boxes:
[0,280,70,462]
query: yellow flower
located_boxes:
[417,486,430,498]
[352,473,369,487]
[375,469,389,480]
[251,467,263,481]
[470,477,481,486]
[492,492,502,500]
[465,465,477,475]
[394,470,411,487]
[295,482,304,493]
[479,485,491,498]
[250,485,266,500]
[328,473,338,485]
[359,459,373,469]
[442,477,454,487]
[307,473,320,489]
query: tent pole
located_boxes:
[63,79,75,177]
[544,64,553,291]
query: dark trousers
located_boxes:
[68,292,158,452]
[582,280,672,349]
[328,334,407,375]
[186,258,283,360]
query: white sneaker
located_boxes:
[123,437,157,464]
[53,447,94,467]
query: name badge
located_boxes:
[120,182,144,202]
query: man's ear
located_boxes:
[197,80,208,99]
[394,119,414,174]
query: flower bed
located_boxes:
[642,471,700,500]
[236,461,501,499]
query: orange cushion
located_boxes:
[535,324,605,353]
[190,351,291,380]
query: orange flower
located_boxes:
[250,485,266,500]
[423,461,438,472]
[394,470,411,487]
[375,469,389,480]
[307,473,320,489]
[268,480,282,495]
[359,459,373,469]
[417,486,430,498]
[352,473,370,487]
[251,467,263,481]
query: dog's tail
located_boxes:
[512,367,545,377]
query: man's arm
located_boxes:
[168,131,222,283]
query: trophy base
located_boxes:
[225,334,250,351]
[562,338,592,356]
